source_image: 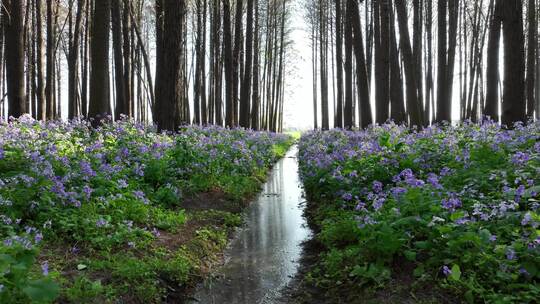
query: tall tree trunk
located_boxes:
[88,0,111,124]
[46,1,56,120]
[501,0,526,126]
[389,0,406,123]
[485,0,502,120]
[69,0,85,119]
[35,0,46,120]
[223,0,234,127]
[395,0,423,126]
[375,0,390,124]
[232,0,243,126]
[251,0,260,129]
[320,0,329,130]
[335,0,344,128]
[349,0,372,128]
[154,0,185,131]
[343,1,353,129]
[122,0,132,117]
[526,0,536,119]
[2,0,26,117]
[435,0,447,123]
[112,0,126,119]
[240,0,254,128]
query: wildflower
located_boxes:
[41,261,49,276]
[342,192,353,201]
[511,152,530,166]
[391,187,407,197]
[506,248,516,261]
[521,213,532,226]
[441,196,462,212]
[96,218,108,227]
[442,265,452,276]
[34,232,43,243]
[372,181,383,193]
[373,197,385,211]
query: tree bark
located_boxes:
[88,0,111,124]
[526,0,536,119]
[485,0,502,120]
[2,0,26,117]
[395,0,423,126]
[501,0,526,126]
[348,0,372,128]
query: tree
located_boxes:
[348,0,372,128]
[335,0,344,128]
[240,0,254,128]
[485,0,502,120]
[2,0,26,117]
[154,0,186,131]
[395,0,423,126]
[111,0,126,119]
[68,0,85,119]
[88,0,111,124]
[374,0,390,124]
[526,0,536,119]
[501,0,526,126]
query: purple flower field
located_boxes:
[298,120,540,302]
[0,115,291,302]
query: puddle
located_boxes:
[189,146,311,304]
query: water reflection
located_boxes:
[190,147,311,304]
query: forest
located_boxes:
[0,0,539,303]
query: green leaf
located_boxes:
[77,264,87,271]
[450,264,461,281]
[404,250,417,261]
[22,279,59,302]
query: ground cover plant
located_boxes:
[298,121,540,303]
[0,115,292,303]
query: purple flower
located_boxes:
[372,181,383,193]
[506,248,516,261]
[41,261,49,276]
[427,173,442,189]
[342,192,353,201]
[390,187,407,197]
[521,213,532,226]
[441,196,462,212]
[96,218,108,227]
[440,167,451,176]
[373,197,385,211]
[442,265,452,276]
[34,232,43,243]
[511,152,530,166]
[0,147,4,159]
[516,185,526,197]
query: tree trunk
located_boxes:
[2,0,26,117]
[389,0,405,123]
[88,0,111,124]
[435,0,447,123]
[335,0,344,128]
[240,0,254,128]
[375,0,390,124]
[251,0,260,129]
[112,0,126,119]
[485,0,502,120]
[154,0,185,131]
[395,0,423,126]
[501,0,526,126]
[46,0,56,120]
[526,0,536,119]
[69,0,85,119]
[348,0,372,128]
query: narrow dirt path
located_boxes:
[189,146,311,304]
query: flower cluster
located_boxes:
[298,120,540,301]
